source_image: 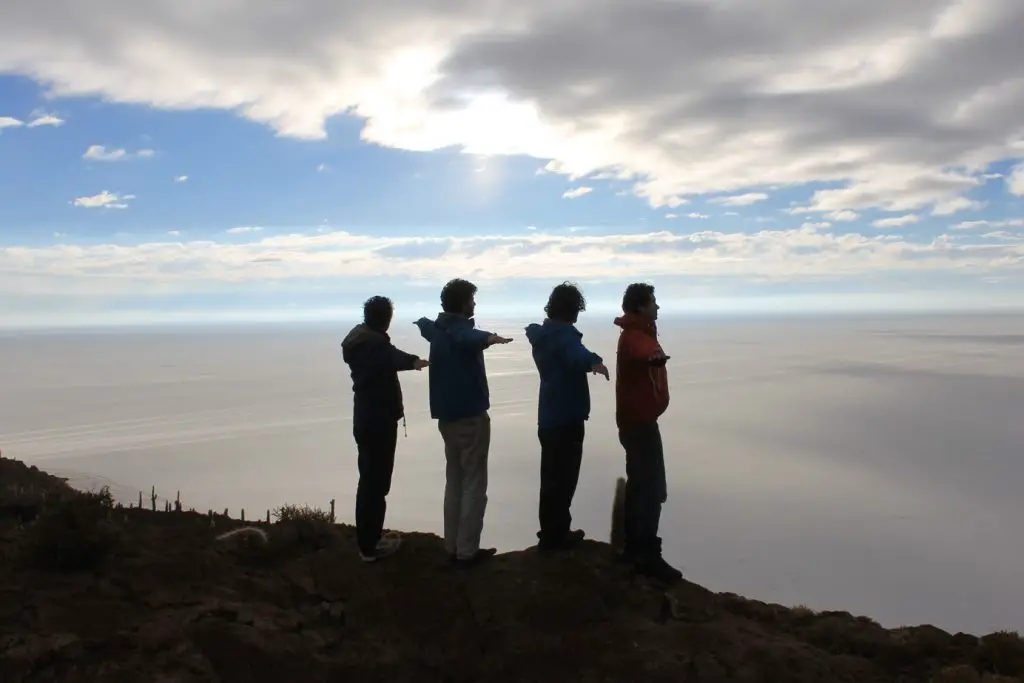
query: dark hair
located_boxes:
[363,295,394,330]
[621,282,655,314]
[440,278,478,314]
[544,281,586,323]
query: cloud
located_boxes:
[562,186,592,199]
[665,213,679,219]
[953,218,1024,230]
[687,212,709,219]
[1009,163,1024,197]
[83,145,155,161]
[2,226,1023,298]
[71,191,134,209]
[827,210,860,222]
[872,214,921,228]
[226,226,263,234]
[26,113,64,127]
[710,192,769,206]
[1,1,1022,213]
[316,163,329,172]
[932,196,985,216]
[174,175,188,183]
[167,230,181,236]
[0,116,23,129]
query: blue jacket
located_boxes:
[414,313,492,422]
[525,320,603,430]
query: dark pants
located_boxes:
[537,422,585,545]
[618,421,667,560]
[354,419,399,555]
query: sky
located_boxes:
[2,0,1024,326]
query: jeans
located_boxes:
[438,412,490,560]
[537,421,585,545]
[353,419,399,555]
[618,421,668,560]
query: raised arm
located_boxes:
[414,317,435,342]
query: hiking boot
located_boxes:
[538,529,586,552]
[635,555,683,584]
[454,547,497,569]
[359,533,401,563]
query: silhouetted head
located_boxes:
[544,281,586,324]
[440,278,478,318]
[363,295,394,332]
[621,282,658,321]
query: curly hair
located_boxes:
[363,295,394,330]
[440,278,478,314]
[544,281,587,323]
[621,282,655,314]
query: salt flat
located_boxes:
[1,312,1022,634]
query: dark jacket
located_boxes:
[414,313,492,422]
[613,313,670,429]
[341,324,420,426]
[525,320,602,430]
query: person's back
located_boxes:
[341,296,427,564]
[525,282,608,551]
[414,278,513,569]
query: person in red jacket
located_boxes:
[614,282,683,583]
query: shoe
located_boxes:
[453,547,497,569]
[635,555,683,584]
[538,529,586,552]
[359,534,401,563]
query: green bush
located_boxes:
[21,486,118,572]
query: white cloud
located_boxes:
[174,175,188,183]
[802,222,831,230]
[72,191,134,209]
[953,218,1024,230]
[710,192,769,206]
[2,226,1022,298]
[665,213,678,219]
[83,145,155,161]
[0,116,23,129]
[872,214,921,228]
[1009,164,1024,197]
[317,163,329,172]
[167,230,181,236]
[688,212,709,219]
[932,196,985,215]
[827,210,860,222]
[226,226,263,234]
[562,186,592,199]
[26,113,64,127]
[1,1,1022,213]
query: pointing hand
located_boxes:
[591,362,610,381]
[413,359,430,371]
[487,334,513,346]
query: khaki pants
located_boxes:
[438,412,490,560]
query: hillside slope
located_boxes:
[0,457,1021,683]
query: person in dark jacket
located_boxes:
[525,282,608,551]
[342,295,428,563]
[614,282,682,583]
[414,278,512,568]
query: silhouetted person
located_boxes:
[415,278,512,568]
[525,282,609,552]
[614,283,683,583]
[342,295,428,563]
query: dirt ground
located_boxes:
[1,457,1021,683]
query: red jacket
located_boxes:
[614,313,670,429]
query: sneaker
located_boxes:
[538,529,586,552]
[359,534,401,563]
[453,547,497,569]
[635,556,683,584]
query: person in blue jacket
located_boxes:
[414,278,513,568]
[524,282,609,551]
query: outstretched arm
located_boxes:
[390,346,421,372]
[563,334,604,373]
[619,330,669,365]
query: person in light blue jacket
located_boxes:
[414,278,513,568]
[524,282,609,552]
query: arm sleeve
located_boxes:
[562,335,603,373]
[448,325,492,351]
[390,346,419,372]
[414,317,435,342]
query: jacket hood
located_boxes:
[613,312,657,334]
[341,323,387,352]
[525,319,580,356]
[433,311,475,330]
